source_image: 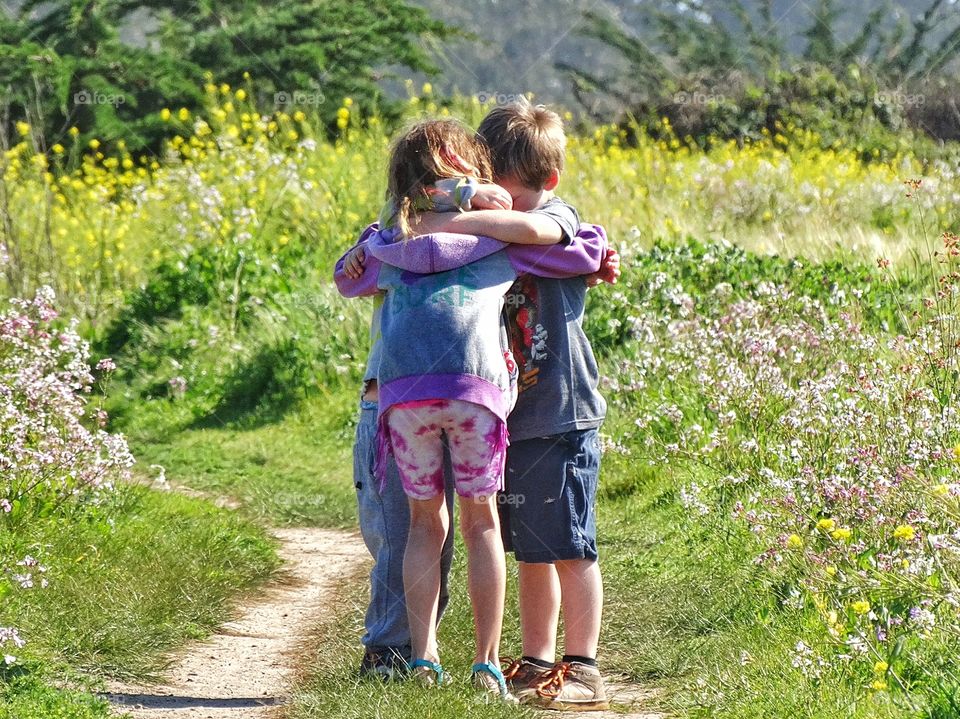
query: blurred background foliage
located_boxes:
[2,0,959,154]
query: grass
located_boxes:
[122,393,360,528]
[67,239,942,718]
[284,407,917,718]
[0,483,280,712]
[5,267,943,718]
[0,672,112,719]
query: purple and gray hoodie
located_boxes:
[335,224,607,420]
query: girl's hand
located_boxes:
[471,183,513,211]
[344,245,366,279]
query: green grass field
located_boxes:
[4,88,960,718]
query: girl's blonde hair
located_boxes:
[386,119,492,237]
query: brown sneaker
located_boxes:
[518,661,610,712]
[501,657,549,694]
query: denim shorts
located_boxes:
[500,428,601,563]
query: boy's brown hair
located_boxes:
[477,97,566,190]
[386,119,492,237]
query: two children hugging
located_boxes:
[334,99,618,709]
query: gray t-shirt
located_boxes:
[504,198,606,441]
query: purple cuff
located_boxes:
[505,222,606,278]
[333,222,383,297]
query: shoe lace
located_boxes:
[500,657,523,681]
[534,661,572,698]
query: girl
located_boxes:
[377,120,517,700]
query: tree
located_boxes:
[0,0,454,151]
[561,0,960,136]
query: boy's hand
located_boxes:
[343,245,367,279]
[586,247,620,287]
[470,183,513,211]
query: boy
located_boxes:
[408,99,614,711]
[334,227,457,681]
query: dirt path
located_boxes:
[593,682,666,719]
[102,526,368,719]
[99,482,664,718]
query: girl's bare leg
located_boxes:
[404,493,448,663]
[459,494,506,666]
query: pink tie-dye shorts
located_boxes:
[379,399,508,501]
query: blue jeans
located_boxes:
[354,400,455,652]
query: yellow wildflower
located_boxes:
[88,139,100,150]
[786,534,803,549]
[235,89,247,101]
[831,528,852,541]
[852,600,871,615]
[874,661,888,674]
[816,518,836,532]
[893,525,915,542]
[16,121,30,137]
[872,680,887,691]
[160,108,171,121]
[51,144,64,154]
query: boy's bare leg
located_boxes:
[518,561,561,662]
[460,494,507,666]
[404,494,448,663]
[555,558,603,658]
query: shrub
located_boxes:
[0,287,134,663]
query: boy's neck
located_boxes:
[515,186,554,212]
[536,189,556,207]
[498,174,559,211]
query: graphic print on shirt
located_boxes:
[393,266,480,311]
[505,276,547,393]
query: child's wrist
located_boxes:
[430,177,477,212]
